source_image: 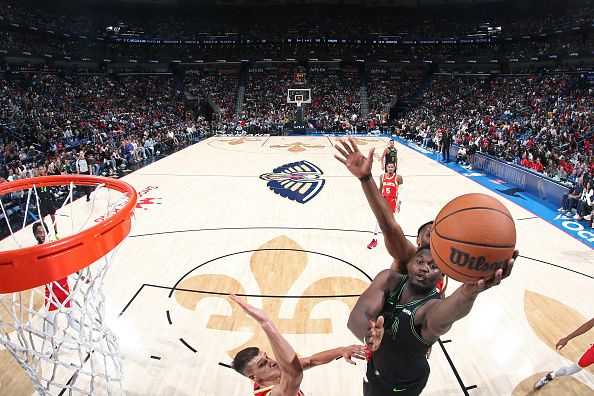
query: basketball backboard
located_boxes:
[287,88,312,105]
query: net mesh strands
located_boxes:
[0,176,137,395]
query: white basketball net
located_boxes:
[0,180,132,395]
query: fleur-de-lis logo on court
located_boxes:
[220,137,262,145]
[270,142,325,153]
[172,236,369,358]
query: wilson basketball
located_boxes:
[430,193,516,283]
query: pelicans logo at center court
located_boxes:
[259,160,325,204]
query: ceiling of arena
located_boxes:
[81,0,514,6]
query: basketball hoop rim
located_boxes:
[0,175,138,293]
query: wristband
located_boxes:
[359,174,372,182]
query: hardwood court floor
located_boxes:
[1,136,593,395]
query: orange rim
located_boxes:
[0,175,137,293]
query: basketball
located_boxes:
[430,193,516,283]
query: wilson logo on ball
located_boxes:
[448,248,506,272]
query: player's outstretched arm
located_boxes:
[420,252,517,341]
[347,269,395,344]
[334,137,416,265]
[299,345,367,370]
[229,294,303,394]
[556,317,594,350]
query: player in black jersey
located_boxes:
[335,137,516,396]
[35,165,59,238]
[381,140,398,172]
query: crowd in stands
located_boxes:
[366,75,422,117]
[306,72,361,131]
[396,72,594,227]
[0,72,208,229]
[185,69,239,121]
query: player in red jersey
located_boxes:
[230,294,366,396]
[33,222,82,356]
[368,162,403,249]
[534,317,594,390]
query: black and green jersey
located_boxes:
[385,148,398,165]
[366,276,440,395]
